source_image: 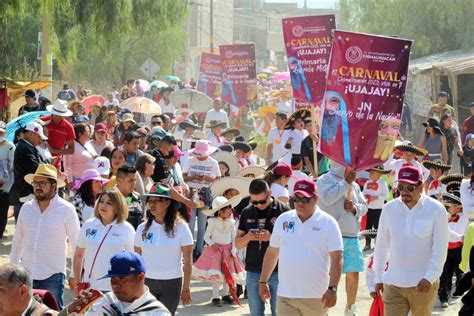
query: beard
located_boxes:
[34,189,54,201]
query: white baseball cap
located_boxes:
[93,156,111,175]
[25,122,48,140]
[0,121,6,132]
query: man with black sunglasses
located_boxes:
[373,165,449,316]
[235,179,290,316]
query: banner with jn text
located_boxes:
[319,30,413,171]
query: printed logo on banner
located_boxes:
[225,50,233,59]
[292,25,305,37]
[345,46,363,64]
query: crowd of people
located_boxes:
[0,79,473,316]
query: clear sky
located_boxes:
[265,0,337,9]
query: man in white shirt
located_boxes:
[259,179,343,316]
[104,92,120,110]
[267,112,290,164]
[204,98,229,132]
[86,251,171,315]
[10,164,80,309]
[0,264,56,315]
[374,165,449,316]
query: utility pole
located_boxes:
[40,0,53,98]
[210,0,214,53]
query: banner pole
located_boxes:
[311,103,318,179]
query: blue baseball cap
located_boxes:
[467,133,474,140]
[98,251,146,279]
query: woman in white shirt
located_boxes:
[263,162,292,204]
[135,183,193,315]
[135,153,156,197]
[73,189,135,294]
[281,109,310,163]
[90,122,114,156]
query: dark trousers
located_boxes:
[365,208,381,246]
[33,272,65,310]
[145,277,182,315]
[0,192,10,238]
[438,246,462,302]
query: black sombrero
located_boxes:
[440,174,466,185]
[178,119,201,130]
[359,229,377,239]
[367,165,391,174]
[284,109,312,130]
[221,127,240,137]
[422,160,451,172]
[218,144,234,153]
[232,141,252,153]
[446,181,462,193]
[442,190,461,206]
[394,142,427,156]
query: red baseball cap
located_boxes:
[292,179,318,198]
[94,123,107,133]
[274,162,295,177]
[398,165,422,185]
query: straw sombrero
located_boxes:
[253,104,278,117]
[210,176,251,198]
[205,120,227,129]
[211,151,240,176]
[367,165,391,174]
[24,164,66,188]
[440,174,466,185]
[422,160,451,172]
[284,109,311,130]
[202,195,242,216]
[393,142,427,156]
[238,166,265,178]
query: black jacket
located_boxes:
[12,139,45,203]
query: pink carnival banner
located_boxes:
[197,52,222,99]
[282,15,335,110]
[319,30,413,171]
[219,44,257,106]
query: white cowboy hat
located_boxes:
[46,99,73,117]
[211,151,240,176]
[210,176,251,198]
[202,195,242,216]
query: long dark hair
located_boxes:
[78,180,96,207]
[263,170,285,186]
[142,198,182,238]
[74,123,89,142]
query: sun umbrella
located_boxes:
[150,80,169,89]
[164,75,181,82]
[258,69,274,76]
[266,66,278,72]
[120,97,161,114]
[272,72,291,82]
[81,95,106,113]
[6,110,50,142]
[137,79,150,92]
[219,247,242,307]
[169,89,213,113]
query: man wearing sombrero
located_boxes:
[204,98,229,133]
[178,119,201,151]
[10,164,80,309]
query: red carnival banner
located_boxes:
[197,52,222,99]
[282,15,335,110]
[319,30,413,171]
[219,44,257,107]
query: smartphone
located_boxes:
[249,228,260,234]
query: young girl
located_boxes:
[192,195,246,307]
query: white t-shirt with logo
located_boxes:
[270,208,343,298]
[270,182,289,201]
[182,156,221,189]
[267,128,290,162]
[76,218,135,291]
[135,220,193,280]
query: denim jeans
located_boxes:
[188,207,207,254]
[33,273,65,309]
[246,271,278,316]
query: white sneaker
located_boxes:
[345,305,358,316]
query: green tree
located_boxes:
[339,0,474,57]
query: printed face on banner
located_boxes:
[197,52,222,99]
[219,44,257,107]
[282,15,336,112]
[319,30,412,171]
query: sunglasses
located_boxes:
[397,184,417,192]
[292,196,311,204]
[251,193,269,206]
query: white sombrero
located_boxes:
[210,176,251,198]
[202,195,242,216]
[211,151,240,176]
[238,166,265,178]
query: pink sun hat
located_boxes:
[189,140,217,157]
[73,169,110,190]
[173,145,184,158]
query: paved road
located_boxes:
[1,217,461,315]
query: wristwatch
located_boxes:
[328,286,337,293]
